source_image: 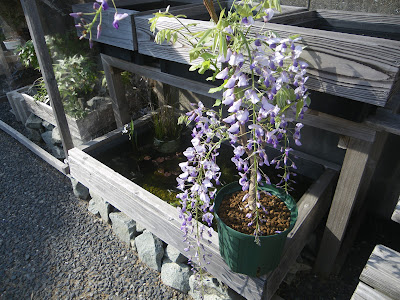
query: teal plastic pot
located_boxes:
[214,182,298,277]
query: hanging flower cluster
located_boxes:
[150,0,310,274]
[70,0,128,48]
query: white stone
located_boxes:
[109,212,136,246]
[135,231,164,272]
[41,131,54,147]
[90,192,111,223]
[51,146,65,159]
[41,120,54,131]
[88,199,100,216]
[26,128,42,142]
[70,178,90,200]
[165,245,187,263]
[161,260,191,293]
[25,113,43,129]
[135,222,146,234]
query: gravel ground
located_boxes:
[0,101,189,299]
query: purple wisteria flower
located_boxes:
[96,0,109,10]
[113,12,129,29]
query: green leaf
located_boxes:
[275,89,286,109]
[296,99,304,119]
[189,49,200,61]
[213,99,222,107]
[189,63,202,71]
[304,96,311,106]
[209,81,226,93]
[197,29,213,46]
[200,52,217,61]
[198,61,210,74]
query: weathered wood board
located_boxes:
[0,120,69,175]
[351,282,392,300]
[358,245,400,300]
[21,92,115,141]
[68,144,336,300]
[135,10,400,106]
[72,0,207,51]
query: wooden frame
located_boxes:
[19,91,116,142]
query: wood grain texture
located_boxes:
[101,54,223,99]
[21,0,74,153]
[0,120,68,175]
[366,108,400,136]
[314,137,373,275]
[72,4,137,51]
[391,197,400,224]
[135,13,400,106]
[351,282,392,300]
[68,147,332,300]
[101,59,131,128]
[359,245,400,300]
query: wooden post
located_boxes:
[0,47,13,89]
[20,0,74,154]
[314,137,374,275]
[101,55,130,128]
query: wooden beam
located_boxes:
[68,147,334,299]
[20,0,74,154]
[351,282,392,300]
[101,56,131,128]
[0,47,13,87]
[101,55,377,142]
[359,245,400,300]
[366,108,400,136]
[314,137,373,275]
[0,120,69,175]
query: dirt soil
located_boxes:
[218,190,291,236]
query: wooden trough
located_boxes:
[7,86,116,142]
[68,116,338,299]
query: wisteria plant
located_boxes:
[149,0,310,275]
[70,0,310,282]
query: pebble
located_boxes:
[0,102,189,299]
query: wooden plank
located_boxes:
[0,47,12,85]
[351,282,392,300]
[78,112,156,153]
[68,147,332,299]
[0,120,68,175]
[314,137,374,275]
[295,109,376,143]
[391,196,400,224]
[366,108,400,136]
[264,169,337,299]
[359,245,400,300]
[134,15,400,106]
[101,54,377,142]
[6,92,21,122]
[332,131,388,275]
[72,4,137,51]
[21,0,74,154]
[101,57,131,128]
[101,54,223,99]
